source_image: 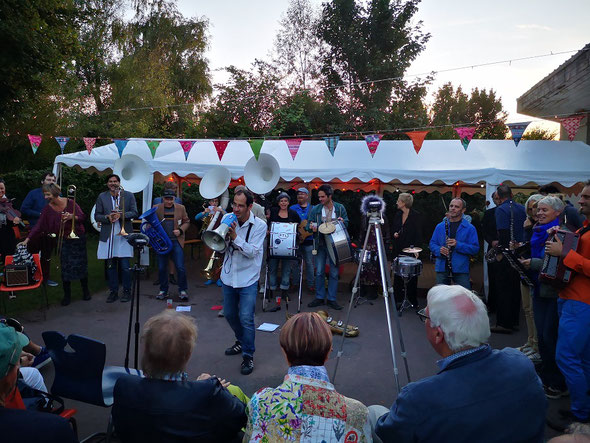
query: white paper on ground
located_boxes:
[257,323,279,332]
[176,306,191,312]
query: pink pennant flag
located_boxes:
[559,115,585,141]
[364,134,382,157]
[404,131,429,154]
[454,126,476,151]
[213,141,229,161]
[27,134,42,154]
[83,137,96,155]
[285,139,303,160]
[179,140,196,160]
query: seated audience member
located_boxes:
[0,323,78,443]
[373,285,546,443]
[112,311,247,443]
[244,312,371,442]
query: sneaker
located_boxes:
[225,341,242,356]
[527,352,542,363]
[204,279,215,286]
[121,291,131,303]
[545,386,569,399]
[46,280,59,287]
[327,300,343,310]
[156,291,167,300]
[218,309,224,318]
[216,279,222,287]
[241,356,254,375]
[106,292,118,303]
[33,348,52,369]
[308,298,326,308]
[517,344,532,353]
[179,290,188,301]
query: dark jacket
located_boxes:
[94,190,138,242]
[112,375,246,443]
[390,209,421,257]
[20,187,47,227]
[481,207,497,245]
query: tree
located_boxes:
[521,127,558,140]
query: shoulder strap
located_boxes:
[578,224,590,237]
[245,223,254,243]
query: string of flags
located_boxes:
[22,114,587,160]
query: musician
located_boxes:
[290,188,315,294]
[306,184,349,310]
[491,184,526,334]
[0,179,21,262]
[391,193,420,307]
[154,189,190,301]
[195,197,224,286]
[429,198,479,289]
[539,184,583,230]
[20,172,58,287]
[267,193,300,311]
[20,184,89,306]
[482,192,500,312]
[94,174,138,303]
[545,180,590,429]
[152,181,182,206]
[221,189,266,375]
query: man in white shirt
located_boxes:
[221,189,267,375]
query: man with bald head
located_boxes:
[372,285,546,442]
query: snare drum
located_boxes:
[354,248,379,264]
[269,222,298,258]
[392,256,423,279]
[325,220,353,265]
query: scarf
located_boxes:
[530,218,560,259]
[288,365,330,383]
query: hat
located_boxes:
[0,323,29,377]
[162,189,176,198]
[297,187,309,195]
[276,192,291,203]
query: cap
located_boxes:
[0,323,29,377]
[276,192,291,203]
[163,189,176,198]
[297,188,309,195]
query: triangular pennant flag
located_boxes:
[212,140,230,161]
[54,136,69,154]
[285,139,303,160]
[559,115,585,141]
[454,126,476,151]
[324,136,339,156]
[179,140,197,161]
[83,137,96,155]
[364,134,383,157]
[506,122,531,147]
[404,130,429,154]
[27,134,42,154]
[114,139,128,158]
[146,140,161,158]
[248,140,264,160]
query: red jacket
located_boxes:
[560,220,590,305]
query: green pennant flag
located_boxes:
[247,139,264,160]
[146,140,161,158]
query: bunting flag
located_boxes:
[506,122,531,147]
[454,126,476,151]
[54,136,69,154]
[364,134,382,157]
[324,136,339,156]
[285,139,303,160]
[27,134,42,154]
[146,140,161,158]
[179,140,196,160]
[559,115,586,141]
[83,137,96,155]
[114,139,128,158]
[404,130,429,154]
[248,139,264,160]
[212,140,230,161]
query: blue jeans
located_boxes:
[436,271,471,289]
[157,240,188,293]
[314,246,339,301]
[557,298,590,419]
[107,257,131,293]
[291,243,315,288]
[533,296,566,390]
[268,258,294,290]
[222,282,257,357]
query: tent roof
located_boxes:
[53,138,590,187]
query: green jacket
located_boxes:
[305,201,349,244]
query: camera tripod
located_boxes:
[332,209,411,393]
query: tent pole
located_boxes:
[482,182,498,302]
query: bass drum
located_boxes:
[269,222,298,259]
[90,204,101,232]
[325,220,353,265]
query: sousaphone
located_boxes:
[243,153,280,195]
[113,154,150,193]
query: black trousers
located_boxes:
[486,261,499,313]
[495,259,521,328]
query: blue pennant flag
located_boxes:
[507,122,531,147]
[324,136,339,156]
[55,136,70,154]
[114,139,128,158]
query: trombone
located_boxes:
[50,185,78,269]
[66,185,79,240]
[118,185,128,237]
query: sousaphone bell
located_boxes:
[243,153,280,195]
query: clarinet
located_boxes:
[444,215,453,279]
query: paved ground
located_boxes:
[13,256,566,440]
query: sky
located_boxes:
[177,0,590,131]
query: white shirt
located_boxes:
[221,212,267,288]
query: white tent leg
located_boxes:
[483,182,498,300]
[140,175,154,266]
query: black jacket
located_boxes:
[482,207,497,245]
[391,209,422,257]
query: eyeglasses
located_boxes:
[416,308,430,323]
[231,202,247,209]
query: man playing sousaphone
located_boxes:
[195,196,225,287]
[306,184,348,310]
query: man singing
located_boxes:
[222,189,266,375]
[306,184,349,310]
[429,198,479,289]
[94,174,138,303]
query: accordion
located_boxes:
[540,230,579,289]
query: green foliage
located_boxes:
[522,127,558,140]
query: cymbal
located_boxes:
[402,247,422,254]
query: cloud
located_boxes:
[516,24,553,31]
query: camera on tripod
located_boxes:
[368,200,383,220]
